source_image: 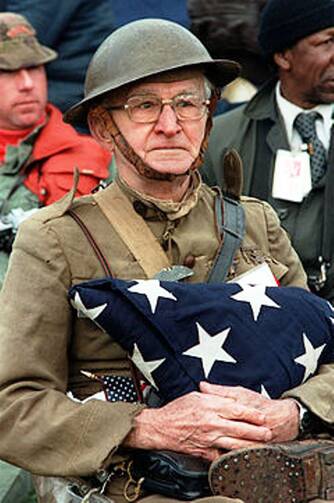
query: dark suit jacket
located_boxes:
[202,79,334,303]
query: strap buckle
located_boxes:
[154,265,194,282]
[67,462,127,502]
[67,484,101,502]
[308,256,330,292]
[123,460,144,502]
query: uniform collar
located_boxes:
[116,170,202,221]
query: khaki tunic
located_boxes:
[0,175,330,501]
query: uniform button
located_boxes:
[133,200,147,217]
[184,254,196,268]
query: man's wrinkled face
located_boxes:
[108,77,209,177]
[0,65,47,130]
[279,27,334,107]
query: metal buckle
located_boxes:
[154,265,194,282]
[67,482,109,502]
[123,460,144,502]
[67,463,127,502]
[67,483,96,502]
[308,256,330,292]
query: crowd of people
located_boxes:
[0,1,333,503]
[203,0,334,304]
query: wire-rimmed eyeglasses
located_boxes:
[104,94,210,123]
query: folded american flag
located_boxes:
[69,279,334,403]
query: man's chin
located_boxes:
[146,158,193,176]
[136,160,192,182]
[14,107,45,129]
[16,119,40,129]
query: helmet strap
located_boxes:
[106,113,178,181]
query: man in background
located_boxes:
[202,0,334,303]
[0,12,112,287]
[0,0,116,112]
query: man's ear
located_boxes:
[88,105,114,151]
[273,50,292,71]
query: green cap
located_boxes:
[0,12,57,70]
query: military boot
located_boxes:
[209,440,334,503]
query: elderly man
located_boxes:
[202,0,334,305]
[0,12,111,287]
[0,18,333,503]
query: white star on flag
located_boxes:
[131,343,165,389]
[231,284,280,321]
[182,322,236,378]
[128,280,177,314]
[71,292,107,320]
[260,385,271,399]
[294,333,326,383]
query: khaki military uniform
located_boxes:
[0,173,329,503]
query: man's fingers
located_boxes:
[200,381,270,405]
[211,397,266,426]
[200,381,262,399]
[215,416,272,442]
[200,381,229,396]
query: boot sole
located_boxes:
[209,443,334,502]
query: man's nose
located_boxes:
[153,104,182,136]
[17,69,34,90]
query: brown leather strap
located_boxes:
[68,207,144,402]
[68,209,113,277]
[93,183,170,278]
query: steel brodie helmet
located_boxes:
[64,18,240,126]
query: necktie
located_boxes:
[293,112,327,186]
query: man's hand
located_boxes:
[200,382,300,442]
[124,390,272,461]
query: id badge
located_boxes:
[229,263,278,287]
[272,149,312,202]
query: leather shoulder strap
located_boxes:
[93,183,170,278]
[68,208,113,277]
[207,194,245,283]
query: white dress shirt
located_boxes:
[275,82,333,152]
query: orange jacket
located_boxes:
[23,104,111,205]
